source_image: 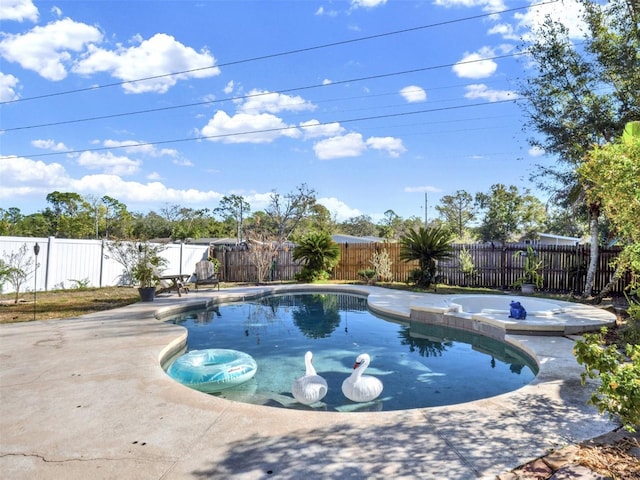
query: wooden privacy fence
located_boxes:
[214,242,628,295]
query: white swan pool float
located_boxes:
[342,353,383,403]
[292,351,328,405]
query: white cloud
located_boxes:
[95,177,218,203]
[73,33,218,93]
[299,120,344,139]
[223,80,234,94]
[313,132,405,160]
[487,23,518,41]
[0,0,39,22]
[464,84,517,101]
[452,48,498,79]
[529,146,545,157]
[200,110,300,144]
[0,72,20,101]
[172,158,193,167]
[31,139,70,151]
[314,133,367,160]
[315,6,338,17]
[76,151,141,176]
[351,0,387,8]
[0,18,102,81]
[0,156,69,196]
[515,0,585,42]
[72,174,223,204]
[399,85,427,103]
[239,89,316,114]
[322,78,332,85]
[365,136,406,157]
[0,155,221,205]
[485,0,585,42]
[318,197,362,222]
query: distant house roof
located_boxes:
[331,234,388,244]
[532,233,582,246]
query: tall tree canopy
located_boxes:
[435,190,476,240]
[520,0,640,296]
[579,121,640,297]
[474,184,546,243]
[264,183,317,241]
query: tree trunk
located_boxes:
[593,263,625,304]
[582,204,600,299]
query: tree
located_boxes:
[296,203,336,237]
[214,194,251,244]
[520,0,640,296]
[101,195,134,239]
[0,208,23,236]
[264,184,317,242]
[377,209,402,240]
[543,204,587,238]
[131,211,173,239]
[292,232,341,282]
[399,226,453,288]
[338,215,377,237]
[1,243,35,303]
[435,190,476,240]
[474,184,545,243]
[579,121,640,301]
[171,207,213,241]
[245,231,279,283]
[44,191,94,238]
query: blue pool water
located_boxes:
[165,293,537,412]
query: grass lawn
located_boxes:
[0,286,141,323]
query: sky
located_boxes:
[0,0,586,222]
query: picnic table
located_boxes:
[159,274,190,297]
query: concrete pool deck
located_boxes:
[0,285,620,479]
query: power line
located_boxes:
[10,99,518,159]
[1,51,525,132]
[0,0,556,106]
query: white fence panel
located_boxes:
[48,238,103,290]
[0,236,210,294]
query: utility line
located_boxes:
[1,51,525,132]
[11,99,518,159]
[0,0,557,106]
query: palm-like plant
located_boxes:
[293,232,341,282]
[399,226,453,288]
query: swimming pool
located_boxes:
[165,292,537,412]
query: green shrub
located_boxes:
[399,226,453,288]
[358,268,376,285]
[293,232,340,283]
[70,278,91,290]
[574,328,640,432]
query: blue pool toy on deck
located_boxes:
[509,301,527,320]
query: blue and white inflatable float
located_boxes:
[167,349,257,393]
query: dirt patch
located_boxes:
[577,433,640,479]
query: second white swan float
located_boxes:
[341,353,383,403]
[292,351,328,405]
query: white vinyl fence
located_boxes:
[0,236,210,294]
